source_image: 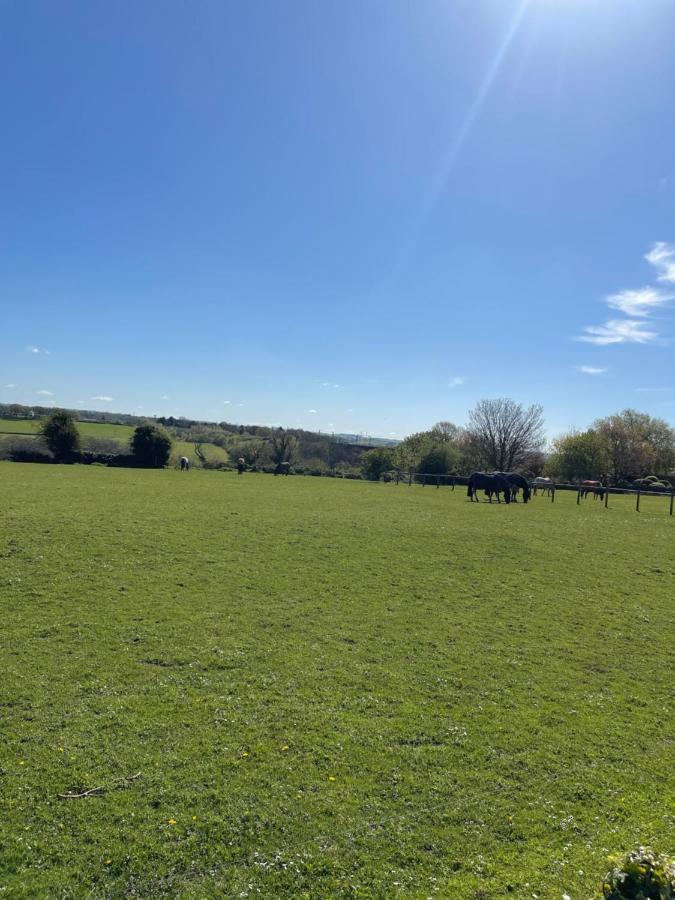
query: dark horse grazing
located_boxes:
[467,472,511,503]
[495,472,531,503]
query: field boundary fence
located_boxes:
[381,471,674,517]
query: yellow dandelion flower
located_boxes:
[328,775,336,781]
[241,751,249,758]
[192,815,197,821]
[281,745,289,752]
[18,761,25,766]
[58,747,64,753]
[105,859,112,865]
[168,818,177,825]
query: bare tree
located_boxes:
[269,428,298,466]
[466,398,546,472]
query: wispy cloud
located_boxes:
[308,408,317,414]
[4,383,17,388]
[448,376,467,387]
[223,400,231,404]
[161,394,169,400]
[36,389,54,396]
[606,287,673,317]
[91,395,113,402]
[577,365,607,375]
[576,319,658,345]
[646,242,675,284]
[321,382,340,389]
[27,345,50,355]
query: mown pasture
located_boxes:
[1,464,673,898]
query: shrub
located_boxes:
[362,447,393,481]
[38,410,81,461]
[6,437,54,464]
[130,424,172,468]
[603,847,675,899]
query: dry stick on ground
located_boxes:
[57,771,142,800]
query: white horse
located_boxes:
[532,476,553,496]
[179,456,190,471]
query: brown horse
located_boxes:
[581,480,605,500]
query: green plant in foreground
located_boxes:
[603,848,675,899]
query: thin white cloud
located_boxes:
[646,242,675,284]
[91,395,113,402]
[577,365,607,375]
[161,394,169,400]
[4,383,17,388]
[308,408,317,414]
[222,400,231,404]
[606,287,672,317]
[321,382,340,389]
[27,345,50,355]
[576,319,658,345]
[36,389,54,396]
[448,376,467,387]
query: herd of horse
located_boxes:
[467,474,606,504]
[467,471,532,504]
[179,457,606,504]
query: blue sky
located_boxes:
[1,0,674,440]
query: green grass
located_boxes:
[0,418,135,441]
[170,440,229,467]
[1,464,673,898]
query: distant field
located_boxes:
[0,419,228,464]
[0,418,135,441]
[1,465,672,898]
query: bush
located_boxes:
[81,436,125,455]
[362,447,393,481]
[6,437,54,464]
[39,410,81,461]
[130,424,172,468]
[603,847,675,899]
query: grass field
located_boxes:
[1,464,673,898]
[0,419,136,441]
[0,419,229,467]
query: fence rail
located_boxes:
[385,472,674,516]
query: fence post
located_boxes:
[551,485,555,503]
[395,470,400,485]
[670,492,674,516]
[408,471,413,486]
[604,486,609,508]
[436,476,440,489]
[576,485,581,505]
[636,489,640,512]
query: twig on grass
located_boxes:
[57,771,142,800]
[58,786,105,800]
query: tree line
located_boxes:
[3,400,674,485]
[362,399,675,487]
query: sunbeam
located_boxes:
[392,0,533,276]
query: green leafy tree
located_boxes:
[362,447,394,481]
[131,423,172,468]
[594,409,675,480]
[545,429,610,482]
[419,443,461,475]
[39,410,81,460]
